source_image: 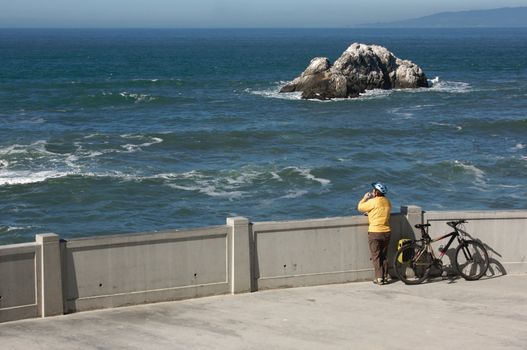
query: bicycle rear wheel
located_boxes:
[454,240,489,280]
[393,241,432,285]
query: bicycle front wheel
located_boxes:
[393,241,432,285]
[454,240,489,280]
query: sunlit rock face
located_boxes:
[280,43,429,100]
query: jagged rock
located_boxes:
[280,43,429,100]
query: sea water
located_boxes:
[0,28,526,244]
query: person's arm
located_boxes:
[357,193,374,213]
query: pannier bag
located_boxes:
[397,239,413,263]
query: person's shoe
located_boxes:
[372,278,384,285]
[384,275,393,284]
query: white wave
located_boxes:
[412,104,437,109]
[161,166,330,199]
[65,154,80,168]
[428,77,472,93]
[199,187,245,200]
[280,190,309,199]
[161,170,251,200]
[271,172,283,181]
[167,183,245,200]
[120,134,143,139]
[0,169,141,186]
[0,170,72,186]
[288,167,331,186]
[358,89,393,100]
[132,78,160,82]
[167,184,201,192]
[389,107,414,119]
[0,160,8,168]
[84,151,104,158]
[0,140,52,156]
[513,143,525,150]
[4,226,32,232]
[430,122,463,131]
[246,87,303,100]
[454,161,486,186]
[83,133,105,139]
[122,144,142,152]
[248,81,398,102]
[21,117,45,124]
[118,92,157,103]
[120,134,163,143]
[496,184,523,189]
[120,136,163,152]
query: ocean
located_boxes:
[1,28,526,244]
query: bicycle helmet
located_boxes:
[371,182,387,194]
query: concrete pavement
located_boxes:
[1,275,526,349]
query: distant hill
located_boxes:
[360,7,527,28]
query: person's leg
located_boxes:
[368,233,383,281]
[380,233,391,281]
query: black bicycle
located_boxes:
[393,220,489,285]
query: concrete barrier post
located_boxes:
[227,217,252,294]
[400,205,423,235]
[36,233,64,317]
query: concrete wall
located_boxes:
[0,233,62,323]
[0,242,39,323]
[63,225,233,313]
[0,207,525,323]
[251,213,410,290]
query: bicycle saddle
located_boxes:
[415,223,431,229]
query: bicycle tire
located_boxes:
[393,241,432,285]
[454,240,489,280]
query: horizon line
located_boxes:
[1,26,527,30]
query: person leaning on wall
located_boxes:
[357,182,392,285]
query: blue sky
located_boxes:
[1,0,527,28]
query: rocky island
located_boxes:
[280,43,429,100]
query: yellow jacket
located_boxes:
[357,196,392,233]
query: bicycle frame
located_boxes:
[430,231,461,259]
[415,226,465,263]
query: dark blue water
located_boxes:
[1,28,526,244]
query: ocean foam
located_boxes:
[161,170,251,200]
[271,172,283,181]
[120,135,163,152]
[246,87,303,100]
[287,167,331,186]
[428,77,472,93]
[247,85,394,102]
[0,169,143,187]
[0,140,52,156]
[1,225,26,234]
[159,166,331,200]
[454,160,487,186]
[389,107,414,119]
[168,183,245,200]
[0,170,71,186]
[280,190,309,199]
[430,122,463,131]
[358,89,393,100]
[248,81,455,102]
[118,92,157,103]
